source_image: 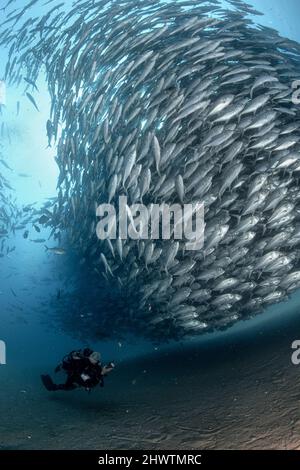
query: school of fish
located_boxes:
[1,0,300,340]
[0,78,19,257]
[0,162,18,258]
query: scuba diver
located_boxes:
[41,348,115,392]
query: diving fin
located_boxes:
[41,374,57,391]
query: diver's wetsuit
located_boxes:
[60,352,104,390]
[41,349,104,391]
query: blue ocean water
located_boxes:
[0,0,300,450]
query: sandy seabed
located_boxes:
[1,315,300,450]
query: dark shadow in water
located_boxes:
[47,392,125,416]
